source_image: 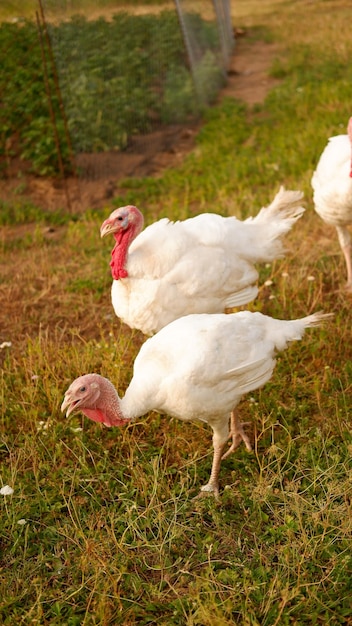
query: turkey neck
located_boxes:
[82,382,133,427]
[110,228,136,280]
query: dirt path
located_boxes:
[223,36,280,105]
[0,34,280,213]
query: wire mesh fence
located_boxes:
[175,0,233,105]
[0,1,234,189]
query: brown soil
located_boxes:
[0,35,280,214]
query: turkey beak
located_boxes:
[61,392,78,417]
[100,219,115,238]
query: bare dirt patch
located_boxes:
[0,34,280,214]
[223,37,280,105]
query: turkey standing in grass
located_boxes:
[61,310,330,497]
[100,187,305,335]
[311,117,352,290]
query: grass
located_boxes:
[1,0,352,623]
[0,0,172,21]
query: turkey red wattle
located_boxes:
[81,407,129,427]
[110,230,132,280]
[110,240,129,279]
[106,207,144,280]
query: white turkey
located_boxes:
[311,117,352,290]
[61,310,330,497]
[100,187,305,335]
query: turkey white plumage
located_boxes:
[61,310,330,497]
[311,117,352,289]
[100,187,305,335]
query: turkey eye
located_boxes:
[79,386,86,392]
[117,216,123,221]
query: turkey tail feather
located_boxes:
[252,186,305,224]
[271,311,333,352]
[241,186,305,262]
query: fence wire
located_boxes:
[175,0,233,105]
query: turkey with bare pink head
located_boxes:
[311,117,352,290]
[100,187,305,335]
[61,310,330,497]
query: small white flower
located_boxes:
[281,271,289,278]
[17,519,27,526]
[264,279,273,286]
[37,420,49,432]
[265,263,271,269]
[0,342,12,349]
[71,427,83,433]
[31,375,40,381]
[249,397,256,403]
[307,275,315,281]
[0,485,14,496]
[269,294,276,300]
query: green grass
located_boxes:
[1,0,352,623]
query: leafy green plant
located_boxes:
[0,9,222,175]
[0,19,71,176]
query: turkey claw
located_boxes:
[222,420,252,460]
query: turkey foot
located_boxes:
[196,483,220,499]
[221,409,252,460]
[196,441,227,499]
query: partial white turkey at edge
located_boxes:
[61,310,331,498]
[311,117,352,290]
[100,186,305,335]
